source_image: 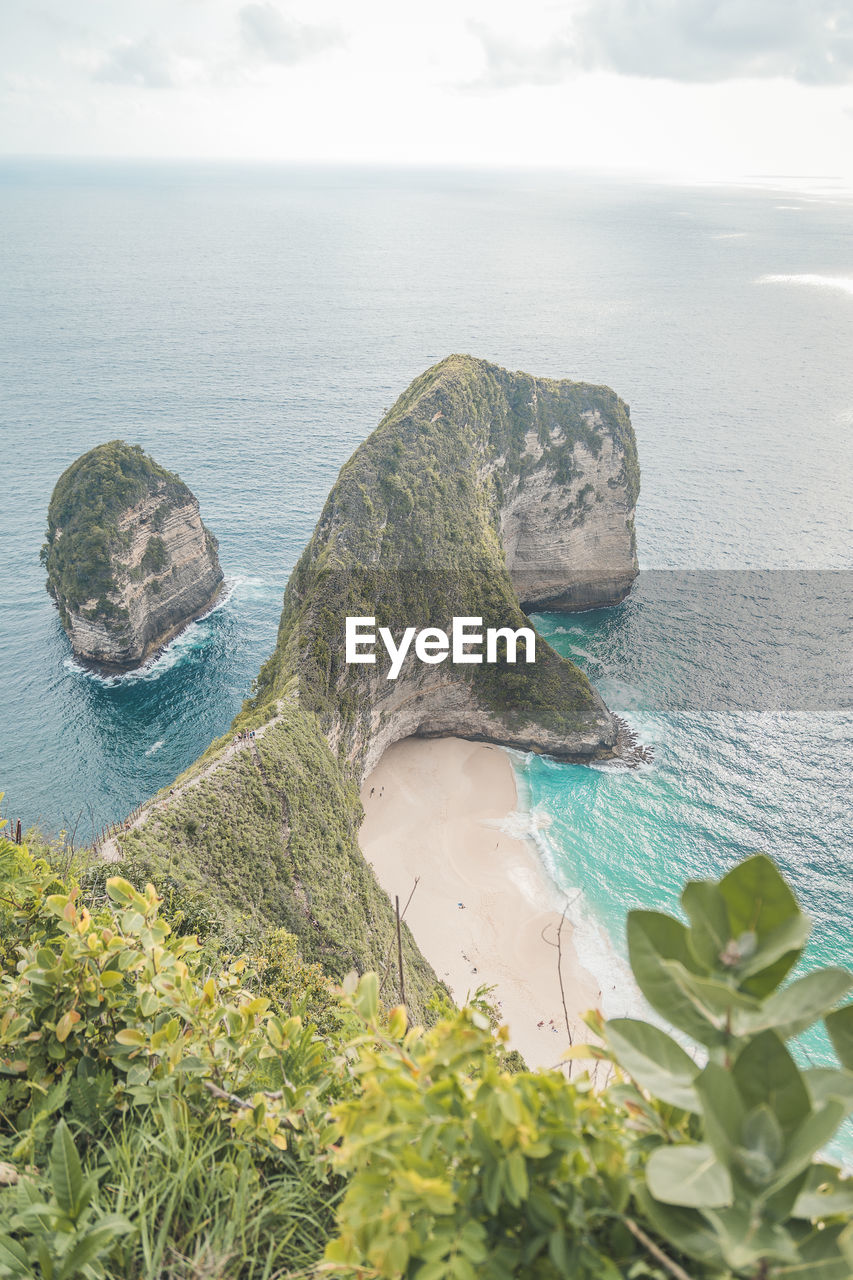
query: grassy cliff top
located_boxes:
[42,441,190,611]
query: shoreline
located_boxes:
[69,576,228,678]
[64,577,238,685]
[359,736,609,1071]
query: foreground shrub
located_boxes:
[327,975,639,1279]
[588,853,853,1277]
[2,826,852,1279]
[0,1120,130,1279]
[328,856,853,1280]
[0,833,346,1275]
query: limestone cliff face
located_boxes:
[500,428,638,612]
[43,441,223,670]
[253,355,640,777]
[336,665,615,782]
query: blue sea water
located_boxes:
[522,574,852,1157]
[0,165,850,1049]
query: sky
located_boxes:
[2,0,853,180]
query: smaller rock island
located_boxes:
[42,441,224,671]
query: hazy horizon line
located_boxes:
[1,153,851,196]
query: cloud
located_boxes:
[468,23,576,89]
[92,35,177,89]
[471,0,853,89]
[238,3,342,65]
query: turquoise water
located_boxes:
[517,576,852,1154]
[523,576,851,991]
[0,165,850,1006]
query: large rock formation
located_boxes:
[112,356,640,1015]
[43,441,223,670]
[254,354,639,775]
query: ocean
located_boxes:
[1,163,850,1095]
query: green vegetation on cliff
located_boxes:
[41,441,188,619]
[2,830,852,1279]
[109,697,441,1022]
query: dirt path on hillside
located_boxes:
[97,709,282,863]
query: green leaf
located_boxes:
[694,1062,745,1163]
[633,1188,725,1268]
[547,1229,572,1272]
[604,1018,700,1111]
[767,1100,847,1192]
[105,876,136,905]
[743,969,853,1041]
[762,1167,810,1224]
[774,1253,852,1278]
[55,1010,80,1044]
[772,1222,853,1278]
[114,1028,145,1047]
[825,1003,853,1070]
[793,1163,853,1221]
[354,973,379,1020]
[717,1213,799,1271]
[736,1105,784,1185]
[646,1143,733,1208]
[681,879,730,971]
[505,1150,529,1204]
[174,1055,207,1075]
[718,854,800,940]
[626,911,721,1046]
[804,1067,853,1110]
[841,1221,853,1267]
[735,914,811,986]
[56,1216,132,1279]
[718,854,808,994]
[732,1031,810,1131]
[662,959,761,1016]
[99,969,125,988]
[49,1120,84,1218]
[16,1199,61,1235]
[0,1233,30,1275]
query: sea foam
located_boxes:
[502,749,643,1021]
[62,576,243,687]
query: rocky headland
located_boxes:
[104,356,640,1018]
[255,354,639,774]
[43,441,223,670]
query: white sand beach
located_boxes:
[359,736,604,1071]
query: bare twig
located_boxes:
[555,908,573,1053]
[379,877,419,993]
[553,894,581,1078]
[623,1218,695,1280]
[395,894,406,1009]
[202,1079,296,1126]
